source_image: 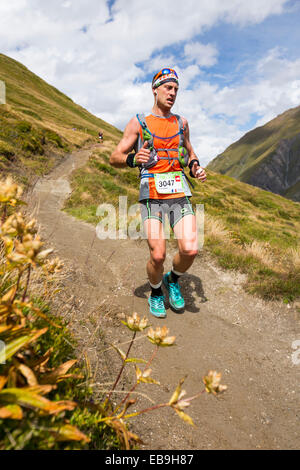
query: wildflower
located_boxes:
[203,371,227,396]
[122,312,149,332]
[147,326,175,347]
[175,390,190,411]
[0,177,23,206]
[135,366,159,385]
[168,378,194,426]
[7,234,53,267]
[0,213,37,238]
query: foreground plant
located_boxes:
[0,177,24,224]
[0,178,91,448]
[97,312,227,447]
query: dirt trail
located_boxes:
[25,145,299,450]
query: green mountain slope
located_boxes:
[207,105,300,201]
[0,53,121,182]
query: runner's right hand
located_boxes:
[135,141,150,165]
[192,161,207,182]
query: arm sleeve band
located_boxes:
[188,159,200,178]
[126,153,136,168]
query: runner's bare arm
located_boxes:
[182,118,207,182]
[182,118,198,163]
[110,117,140,168]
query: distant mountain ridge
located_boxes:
[207,105,300,202]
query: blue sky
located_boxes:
[204,4,300,77]
[1,0,300,164]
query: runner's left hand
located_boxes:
[192,162,207,182]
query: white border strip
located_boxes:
[0,80,6,104]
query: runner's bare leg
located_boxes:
[144,218,166,285]
[172,214,198,273]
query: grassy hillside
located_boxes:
[65,146,300,302]
[207,105,300,200]
[0,53,122,184]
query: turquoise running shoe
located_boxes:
[163,272,185,311]
[148,295,166,318]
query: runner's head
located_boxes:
[152,68,179,90]
[152,68,179,110]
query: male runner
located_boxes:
[110,68,206,318]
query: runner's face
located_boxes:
[155,82,178,110]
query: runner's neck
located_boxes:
[152,105,172,118]
[151,112,173,119]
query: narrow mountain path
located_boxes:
[25,145,299,450]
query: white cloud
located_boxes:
[184,42,218,67]
[221,0,288,25]
[0,0,294,164]
[196,48,300,125]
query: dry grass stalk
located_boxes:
[243,240,273,267]
[286,246,300,270]
[204,214,230,241]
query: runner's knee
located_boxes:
[179,248,198,259]
[150,250,166,267]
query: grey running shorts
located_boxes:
[140,197,195,229]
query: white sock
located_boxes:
[171,268,184,276]
[149,281,162,289]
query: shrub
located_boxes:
[21,136,44,155]
[16,121,32,133]
[0,141,15,160]
[44,130,64,148]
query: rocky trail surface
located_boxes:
[25,145,299,450]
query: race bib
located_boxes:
[154,171,184,194]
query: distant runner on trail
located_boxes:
[110,68,207,318]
